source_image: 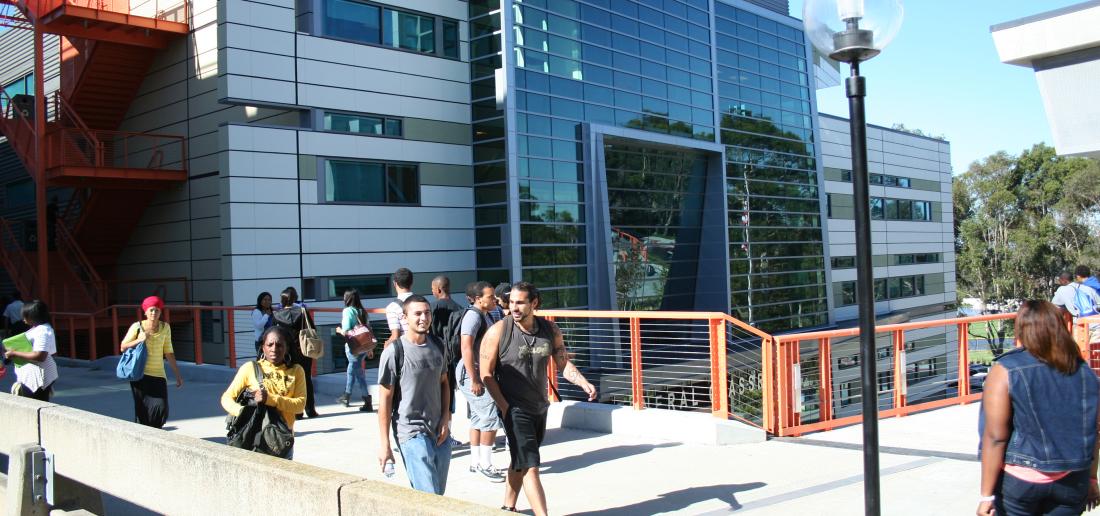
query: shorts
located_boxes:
[457,366,502,431]
[502,405,548,472]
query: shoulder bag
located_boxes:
[298,309,324,359]
[345,308,375,356]
[116,324,147,381]
[226,361,294,458]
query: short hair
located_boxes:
[21,300,50,326]
[402,294,430,314]
[495,282,513,303]
[260,325,292,346]
[466,280,492,301]
[255,291,272,311]
[392,268,414,290]
[510,282,539,305]
[343,289,364,310]
[280,286,298,307]
[1075,265,1092,279]
[432,275,451,294]
[1059,272,1074,283]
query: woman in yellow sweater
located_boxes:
[221,326,306,454]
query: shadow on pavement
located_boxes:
[569,482,767,515]
[297,426,353,437]
[541,442,678,475]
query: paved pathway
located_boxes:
[0,363,1055,515]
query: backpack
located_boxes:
[226,361,294,459]
[1072,284,1099,318]
[443,307,481,369]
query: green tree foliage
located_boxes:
[954,144,1100,306]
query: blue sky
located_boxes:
[788,0,1082,174]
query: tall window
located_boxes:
[384,9,434,53]
[324,160,419,204]
[324,0,380,43]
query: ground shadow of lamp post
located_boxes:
[802,1,903,514]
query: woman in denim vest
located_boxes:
[979,300,1100,515]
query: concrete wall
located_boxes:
[0,394,497,515]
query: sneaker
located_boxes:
[469,465,478,473]
[478,466,505,483]
[449,437,465,447]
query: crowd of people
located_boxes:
[238,268,595,514]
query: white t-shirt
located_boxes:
[14,323,58,392]
[386,292,414,335]
[1052,283,1100,318]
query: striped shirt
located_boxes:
[14,323,58,392]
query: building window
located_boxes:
[836,274,930,306]
[839,380,859,407]
[323,159,419,205]
[323,112,402,137]
[328,275,391,299]
[870,197,933,221]
[321,0,459,59]
[831,256,856,269]
[877,370,893,393]
[907,357,944,383]
[384,9,434,53]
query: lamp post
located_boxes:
[802,1,903,515]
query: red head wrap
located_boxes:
[141,296,164,312]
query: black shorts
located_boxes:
[502,405,548,471]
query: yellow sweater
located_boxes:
[220,360,306,431]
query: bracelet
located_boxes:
[977,495,996,503]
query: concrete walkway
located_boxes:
[0,363,1049,515]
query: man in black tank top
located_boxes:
[480,282,597,516]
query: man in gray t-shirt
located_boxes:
[458,281,505,481]
[377,295,451,495]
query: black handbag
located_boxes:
[225,361,294,458]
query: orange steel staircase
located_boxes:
[0,0,189,311]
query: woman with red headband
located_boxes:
[120,296,183,428]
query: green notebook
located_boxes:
[3,332,32,366]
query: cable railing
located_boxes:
[48,303,1098,437]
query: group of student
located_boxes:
[231,268,594,515]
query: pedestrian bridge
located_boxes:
[3,361,986,515]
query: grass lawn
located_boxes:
[969,349,995,365]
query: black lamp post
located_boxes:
[803,1,904,515]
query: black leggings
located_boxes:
[130,375,169,428]
[15,382,52,401]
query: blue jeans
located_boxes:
[344,345,367,396]
[399,433,452,495]
[995,468,1090,516]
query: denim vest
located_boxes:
[994,348,1099,472]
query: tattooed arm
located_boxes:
[479,321,509,413]
[548,320,597,401]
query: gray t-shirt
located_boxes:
[378,335,446,442]
[457,309,492,383]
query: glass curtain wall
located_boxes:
[509,0,714,308]
[714,2,827,332]
[470,0,511,286]
[605,141,707,311]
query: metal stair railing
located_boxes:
[55,221,107,307]
[0,217,38,300]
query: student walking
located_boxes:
[120,296,183,428]
[4,300,58,401]
[221,326,306,459]
[481,282,597,515]
[978,300,1100,516]
[384,268,415,349]
[377,295,452,495]
[273,287,319,418]
[251,291,274,357]
[337,289,376,411]
[458,281,505,482]
[429,274,464,438]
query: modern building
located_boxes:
[992,1,1100,158]
[0,0,956,386]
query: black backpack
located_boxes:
[225,361,294,459]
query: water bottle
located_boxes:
[383,460,395,478]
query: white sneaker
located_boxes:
[478,465,506,483]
